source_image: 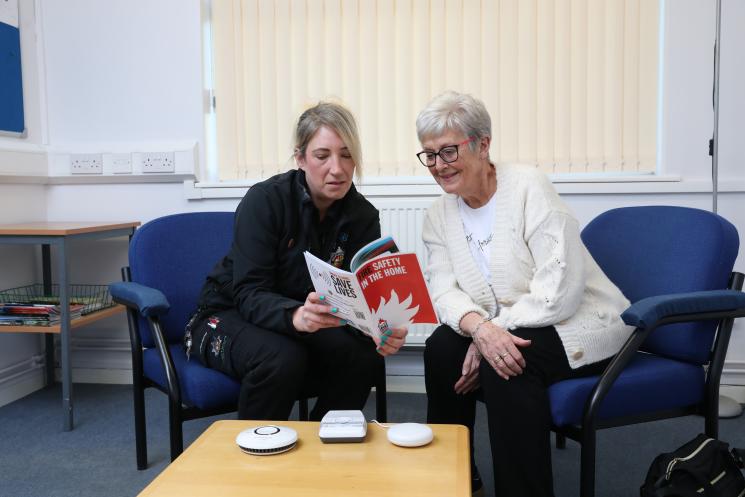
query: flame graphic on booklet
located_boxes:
[304,236,438,339]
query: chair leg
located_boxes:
[133,378,148,470]
[168,400,184,462]
[705,400,719,439]
[375,362,387,423]
[298,398,309,421]
[580,428,597,497]
[556,432,566,450]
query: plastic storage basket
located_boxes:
[0,284,115,315]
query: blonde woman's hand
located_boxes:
[374,326,408,356]
[291,293,344,333]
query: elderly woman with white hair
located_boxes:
[417,91,633,497]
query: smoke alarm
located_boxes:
[235,425,298,455]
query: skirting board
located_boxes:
[386,376,426,394]
[0,369,45,409]
[721,360,745,388]
[63,368,133,385]
[720,386,745,404]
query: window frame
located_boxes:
[200,0,667,191]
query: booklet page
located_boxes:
[303,252,379,338]
[355,253,438,328]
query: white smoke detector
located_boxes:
[236,425,298,455]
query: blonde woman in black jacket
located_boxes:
[188,102,407,420]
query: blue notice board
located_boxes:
[0,0,24,135]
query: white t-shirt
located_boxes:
[458,194,497,281]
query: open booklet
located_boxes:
[304,236,438,339]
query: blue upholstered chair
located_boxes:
[549,206,745,497]
[109,212,387,469]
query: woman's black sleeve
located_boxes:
[230,186,302,334]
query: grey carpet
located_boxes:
[1,383,744,497]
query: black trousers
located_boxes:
[424,324,610,497]
[191,308,382,421]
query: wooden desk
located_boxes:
[0,221,140,430]
[139,420,470,497]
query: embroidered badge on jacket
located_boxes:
[330,246,345,268]
[207,316,220,329]
[210,335,225,358]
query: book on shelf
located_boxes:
[304,236,438,339]
[0,302,85,326]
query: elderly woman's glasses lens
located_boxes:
[416,137,475,167]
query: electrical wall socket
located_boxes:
[70,154,103,174]
[142,152,175,173]
[110,153,132,174]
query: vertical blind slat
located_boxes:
[586,0,603,172]
[357,0,378,174]
[553,0,571,173]
[570,0,588,173]
[341,0,359,134]
[274,0,291,166]
[638,0,659,171]
[480,0,499,162]
[518,0,537,164]
[211,0,237,179]
[537,1,555,171]
[623,0,640,172]
[395,0,414,175]
[499,0,518,163]
[243,0,261,178]
[428,0,447,97]
[462,0,481,97]
[604,0,623,173]
[378,0,396,175]
[258,0,277,179]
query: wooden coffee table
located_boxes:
[139,420,470,497]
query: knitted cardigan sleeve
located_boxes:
[493,171,586,330]
[422,201,489,334]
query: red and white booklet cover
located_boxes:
[304,237,438,339]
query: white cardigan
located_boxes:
[422,163,633,369]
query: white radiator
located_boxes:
[374,198,437,346]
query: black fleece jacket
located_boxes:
[196,169,380,335]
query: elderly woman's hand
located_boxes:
[454,342,481,394]
[473,322,532,380]
[374,326,408,356]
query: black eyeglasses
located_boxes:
[416,137,475,167]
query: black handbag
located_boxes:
[640,433,745,497]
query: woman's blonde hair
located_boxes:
[294,101,363,181]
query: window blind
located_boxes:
[210,0,659,181]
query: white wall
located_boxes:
[0,0,49,406]
[41,0,203,153]
[0,184,47,405]
[0,0,46,175]
[1,0,745,399]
